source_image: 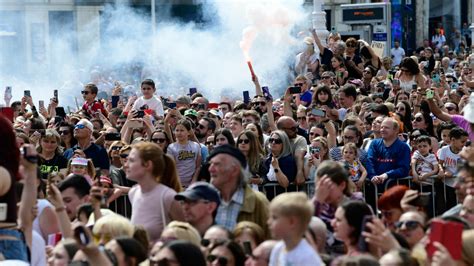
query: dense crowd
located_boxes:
[1,27,474,266]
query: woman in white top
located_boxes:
[125,142,185,243]
[395,57,426,92]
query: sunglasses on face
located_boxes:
[58,130,70,135]
[205,141,214,145]
[75,124,86,129]
[309,132,320,137]
[119,154,129,158]
[294,83,304,87]
[81,91,91,95]
[269,138,283,144]
[238,138,250,144]
[321,76,331,80]
[207,255,229,266]
[252,102,266,106]
[111,146,122,151]
[152,138,167,143]
[297,116,306,121]
[395,220,422,231]
[412,117,423,122]
[446,106,456,111]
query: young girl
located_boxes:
[167,119,201,188]
[311,85,338,120]
[67,157,95,184]
[341,143,367,191]
[331,55,349,86]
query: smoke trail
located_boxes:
[0,0,307,107]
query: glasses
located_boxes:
[380,209,395,218]
[111,146,122,151]
[152,138,167,143]
[269,138,283,144]
[321,76,331,80]
[346,43,356,48]
[396,107,405,111]
[238,139,250,144]
[297,116,306,121]
[150,258,180,266]
[81,91,91,95]
[75,124,86,129]
[252,101,266,106]
[395,220,422,231]
[197,124,207,129]
[58,130,70,135]
[343,135,356,140]
[207,255,229,266]
[205,141,214,145]
[446,106,455,111]
[119,154,129,158]
[412,116,423,122]
[309,132,320,137]
[294,83,304,87]
[363,70,371,73]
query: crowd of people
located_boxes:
[2,27,474,266]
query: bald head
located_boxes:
[276,116,297,138]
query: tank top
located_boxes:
[399,75,417,92]
[32,199,53,239]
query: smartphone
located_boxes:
[4,86,12,98]
[243,91,250,104]
[451,83,459,90]
[24,90,31,97]
[310,147,320,154]
[105,132,121,141]
[432,74,440,83]
[189,87,197,96]
[39,100,45,109]
[311,108,326,117]
[167,102,177,109]
[426,90,434,99]
[262,86,272,101]
[243,241,252,256]
[0,107,14,122]
[74,226,90,245]
[53,90,58,100]
[427,220,463,260]
[0,203,7,222]
[197,103,206,110]
[135,110,145,118]
[408,193,430,207]
[129,120,143,129]
[357,215,373,252]
[392,79,400,86]
[289,86,302,94]
[47,232,62,246]
[412,84,418,91]
[55,107,66,118]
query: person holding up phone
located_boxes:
[132,79,164,119]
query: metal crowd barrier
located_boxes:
[259,181,316,199]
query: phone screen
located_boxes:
[357,215,373,252]
[262,86,272,101]
[289,86,302,94]
[243,91,250,104]
[24,90,31,97]
[311,108,326,117]
[189,88,197,96]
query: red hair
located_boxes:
[378,185,409,210]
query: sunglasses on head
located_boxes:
[269,138,283,144]
[238,139,250,144]
[152,138,166,143]
[207,255,228,266]
[395,220,422,231]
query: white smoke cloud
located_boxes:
[0,0,308,107]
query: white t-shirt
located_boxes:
[437,145,461,187]
[295,52,319,75]
[412,150,438,176]
[132,95,164,117]
[391,47,405,66]
[31,230,46,266]
[167,141,201,187]
[269,239,323,266]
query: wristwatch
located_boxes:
[274,168,280,173]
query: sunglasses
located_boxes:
[238,139,250,144]
[446,106,456,111]
[75,124,86,129]
[397,107,405,111]
[321,76,331,80]
[346,44,357,48]
[395,220,422,231]
[252,101,266,106]
[207,255,229,266]
[309,132,320,137]
[58,130,70,135]
[119,154,129,158]
[111,146,122,151]
[152,138,167,143]
[269,138,283,144]
[412,116,423,122]
[297,116,306,121]
[294,83,304,87]
[197,124,206,129]
[81,91,91,95]
[205,141,214,145]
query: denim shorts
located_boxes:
[0,228,29,262]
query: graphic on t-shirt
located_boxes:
[178,150,196,160]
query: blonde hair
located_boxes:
[233,221,265,246]
[92,214,134,240]
[462,230,474,265]
[132,142,182,192]
[38,129,63,154]
[342,142,358,157]
[269,192,314,234]
[164,221,201,247]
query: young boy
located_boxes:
[437,127,469,209]
[411,135,438,183]
[132,79,164,119]
[81,83,108,117]
[268,192,323,266]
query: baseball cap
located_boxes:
[71,157,89,166]
[208,144,247,169]
[184,109,198,117]
[174,182,220,204]
[464,92,474,123]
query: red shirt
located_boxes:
[82,100,108,117]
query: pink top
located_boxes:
[129,183,176,242]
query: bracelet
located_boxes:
[55,206,66,212]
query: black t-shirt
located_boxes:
[320,48,334,68]
[39,154,68,179]
[108,166,135,218]
[345,55,363,79]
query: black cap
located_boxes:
[174,182,221,204]
[207,144,247,168]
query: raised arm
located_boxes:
[47,183,73,239]
[427,98,452,122]
[310,28,327,56]
[266,100,277,132]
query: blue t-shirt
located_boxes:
[300,91,313,106]
[366,138,410,180]
[64,143,110,171]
